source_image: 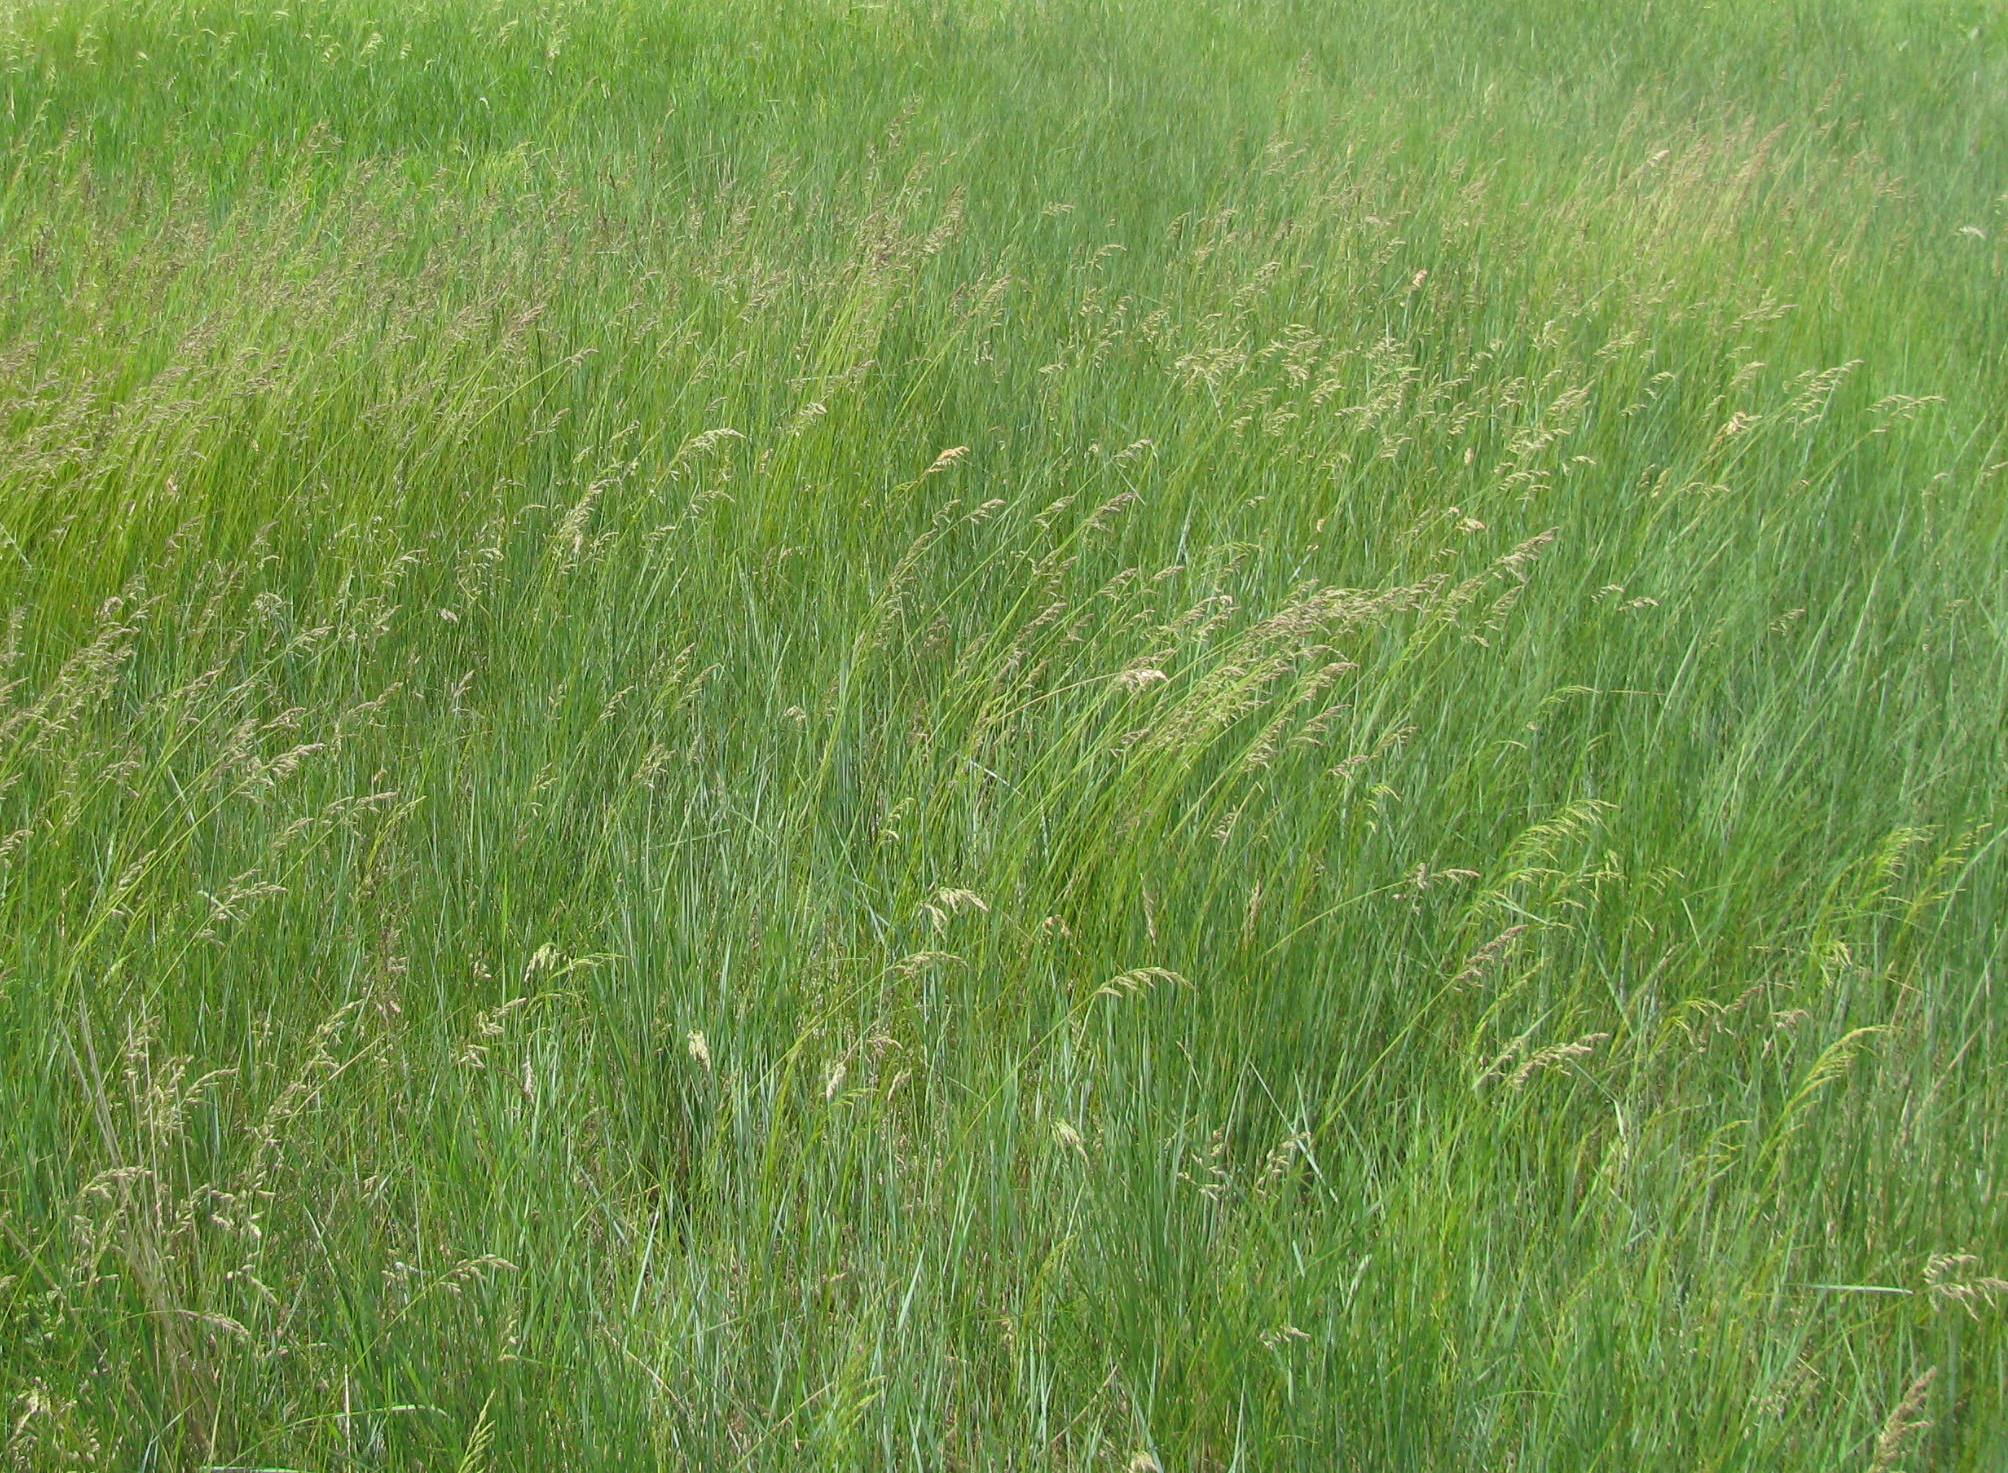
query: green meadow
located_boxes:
[0,0,2003,1465]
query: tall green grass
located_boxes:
[1,0,2003,1466]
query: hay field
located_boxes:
[0,1,2003,1466]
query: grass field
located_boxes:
[1,0,2004,1466]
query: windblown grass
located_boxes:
[0,0,2003,1466]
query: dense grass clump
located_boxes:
[0,0,2004,1466]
